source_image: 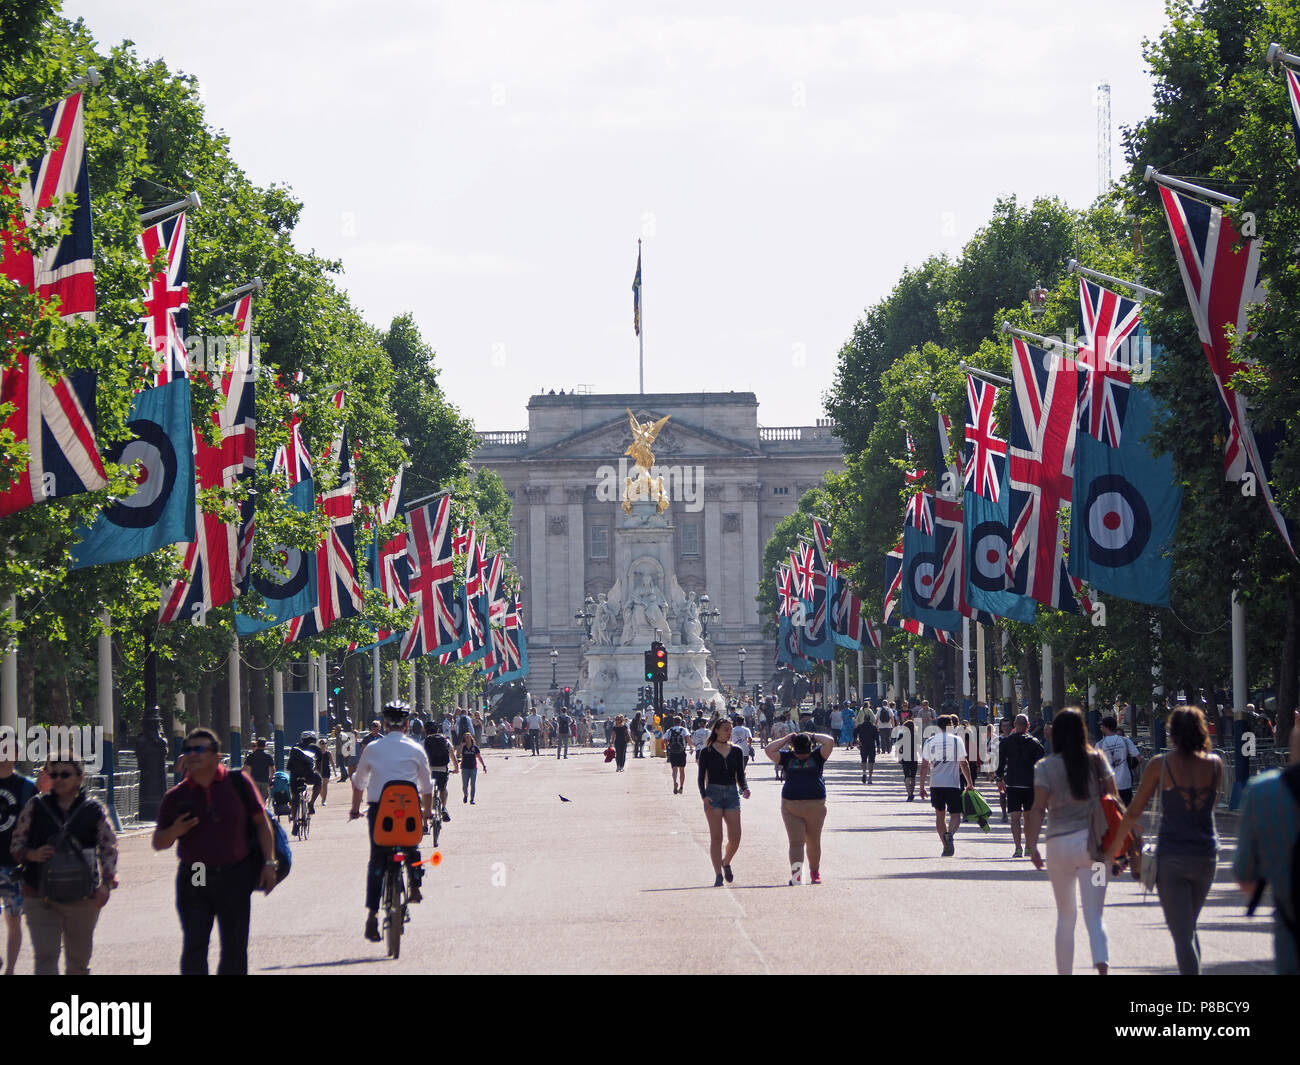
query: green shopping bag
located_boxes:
[963,788,992,833]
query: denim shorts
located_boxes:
[0,867,23,916]
[704,784,741,811]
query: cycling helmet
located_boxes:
[299,731,317,744]
[382,700,411,720]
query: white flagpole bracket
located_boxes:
[8,68,101,111]
[214,277,264,306]
[1067,259,1163,298]
[1143,165,1240,207]
[999,320,1078,355]
[405,488,452,512]
[1266,43,1300,71]
[958,361,1012,388]
[139,191,201,226]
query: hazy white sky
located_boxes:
[75,0,1170,432]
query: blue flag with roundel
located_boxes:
[1069,325,1181,606]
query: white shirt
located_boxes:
[921,730,968,789]
[526,713,541,730]
[351,730,433,802]
[732,725,753,757]
[691,727,710,752]
[1096,733,1139,791]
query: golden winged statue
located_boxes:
[625,409,670,471]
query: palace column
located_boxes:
[703,483,725,621]
[566,486,586,616]
[525,484,549,635]
[740,482,762,628]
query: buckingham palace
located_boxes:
[470,390,845,698]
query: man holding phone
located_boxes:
[153,728,277,975]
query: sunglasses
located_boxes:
[47,769,79,780]
[181,745,214,755]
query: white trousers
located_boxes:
[1046,827,1109,974]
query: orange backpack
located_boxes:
[372,780,423,847]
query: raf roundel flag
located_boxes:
[70,379,195,569]
[900,509,960,632]
[1069,335,1181,607]
[235,476,318,636]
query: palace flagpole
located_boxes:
[634,239,644,394]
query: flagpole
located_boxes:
[959,361,1012,388]
[371,646,381,720]
[1142,165,1241,207]
[638,239,645,395]
[1066,259,1162,299]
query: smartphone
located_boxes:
[177,801,198,820]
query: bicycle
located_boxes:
[291,783,311,841]
[429,789,444,849]
[379,847,409,958]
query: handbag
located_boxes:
[1139,760,1162,893]
[1086,754,1115,862]
[35,800,99,903]
[232,769,292,886]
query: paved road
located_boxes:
[15,744,1277,975]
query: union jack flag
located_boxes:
[1076,277,1141,447]
[372,467,410,644]
[1157,185,1293,555]
[964,375,1006,501]
[904,431,931,533]
[1006,337,1089,614]
[790,544,816,602]
[159,296,258,623]
[140,214,189,385]
[1287,66,1300,173]
[776,564,797,617]
[0,91,106,516]
[492,591,528,680]
[401,494,458,660]
[480,551,509,672]
[283,422,363,642]
[272,373,311,486]
[931,411,995,624]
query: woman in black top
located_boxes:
[630,712,646,758]
[611,715,631,771]
[765,730,835,884]
[698,718,750,886]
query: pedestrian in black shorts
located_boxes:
[897,718,919,801]
[919,714,974,857]
[996,713,1045,859]
[855,715,878,784]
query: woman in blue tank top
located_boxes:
[1106,705,1221,975]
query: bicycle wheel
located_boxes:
[301,799,311,841]
[385,864,403,959]
[431,802,442,849]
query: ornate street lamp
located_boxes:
[738,647,746,688]
[574,595,595,640]
[549,648,559,689]
[1028,281,1049,319]
[699,594,720,641]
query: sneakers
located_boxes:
[442,810,450,823]
[1012,846,1023,859]
[789,862,802,886]
[942,833,955,857]
[723,864,733,883]
[409,883,423,904]
[810,871,822,885]
[364,915,381,942]
[861,772,867,784]
[714,873,725,887]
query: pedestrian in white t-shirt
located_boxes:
[919,714,973,857]
[1095,715,1140,803]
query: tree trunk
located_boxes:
[47,667,70,727]
[347,653,362,724]
[1025,648,1041,720]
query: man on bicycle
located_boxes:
[348,701,433,943]
[287,733,324,815]
[423,727,458,823]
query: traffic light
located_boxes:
[652,642,667,682]
[644,650,656,682]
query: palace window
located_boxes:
[681,524,700,557]
[772,485,790,496]
[590,525,609,560]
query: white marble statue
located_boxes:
[619,569,670,646]
[591,592,616,646]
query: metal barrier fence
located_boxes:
[88,770,140,825]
